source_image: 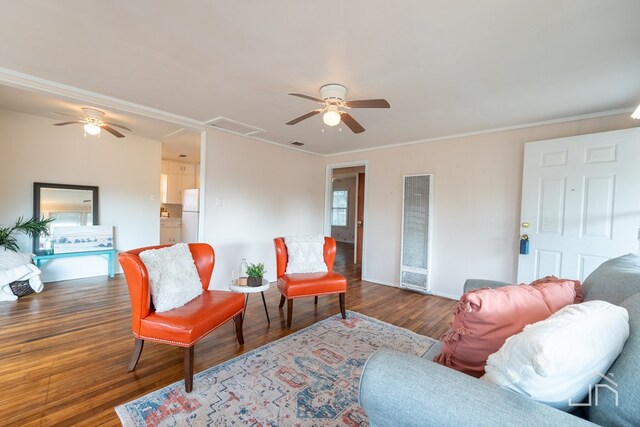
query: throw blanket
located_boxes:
[0,263,43,301]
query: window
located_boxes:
[331,189,348,226]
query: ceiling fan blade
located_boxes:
[288,93,326,104]
[286,110,321,125]
[345,99,390,108]
[340,112,365,134]
[104,121,132,132]
[54,121,83,126]
[101,125,125,138]
[53,111,81,117]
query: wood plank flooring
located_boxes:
[0,244,455,426]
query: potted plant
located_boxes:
[246,262,266,287]
[0,216,54,252]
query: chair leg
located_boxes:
[234,312,244,345]
[127,338,144,372]
[314,296,318,305]
[339,293,346,319]
[279,295,286,308]
[184,346,194,393]
[287,299,293,328]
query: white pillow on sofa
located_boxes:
[483,300,629,411]
[139,243,203,313]
[284,235,328,274]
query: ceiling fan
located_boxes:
[53,107,131,138]
[286,84,390,134]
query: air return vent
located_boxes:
[400,174,433,293]
[204,117,265,136]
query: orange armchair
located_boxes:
[274,236,347,328]
[118,243,244,392]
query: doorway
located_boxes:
[159,129,205,245]
[325,163,367,280]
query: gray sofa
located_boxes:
[359,254,640,426]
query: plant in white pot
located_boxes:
[246,262,266,287]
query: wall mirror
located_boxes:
[33,182,99,253]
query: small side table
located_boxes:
[229,278,270,324]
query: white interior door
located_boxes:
[517,128,640,284]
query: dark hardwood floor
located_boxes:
[0,246,455,426]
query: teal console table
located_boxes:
[32,249,117,278]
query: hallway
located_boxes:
[334,241,361,281]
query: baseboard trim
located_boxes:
[361,277,461,301]
[427,289,461,301]
[361,276,398,287]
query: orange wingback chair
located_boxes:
[118,243,244,392]
[274,236,347,328]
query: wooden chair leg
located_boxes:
[314,296,318,305]
[184,346,194,393]
[287,299,293,328]
[279,295,286,308]
[127,338,144,372]
[234,312,244,345]
[339,293,346,319]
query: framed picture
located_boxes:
[52,225,114,254]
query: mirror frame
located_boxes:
[33,182,100,254]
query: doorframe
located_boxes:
[197,130,207,242]
[324,161,368,277]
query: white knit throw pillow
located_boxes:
[139,243,203,312]
[284,235,328,274]
[483,300,629,411]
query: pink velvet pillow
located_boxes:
[434,279,578,378]
[530,275,583,304]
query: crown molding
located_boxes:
[325,107,635,157]
[0,67,205,131]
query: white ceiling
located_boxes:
[1,1,639,155]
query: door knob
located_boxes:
[357,220,363,227]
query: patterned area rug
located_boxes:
[115,311,436,426]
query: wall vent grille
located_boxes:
[400,174,433,293]
[204,117,265,136]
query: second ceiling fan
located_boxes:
[286,84,390,134]
[53,107,131,138]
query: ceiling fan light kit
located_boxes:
[323,105,341,127]
[83,123,101,136]
[286,83,390,134]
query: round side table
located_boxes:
[229,278,270,324]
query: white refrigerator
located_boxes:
[181,189,199,242]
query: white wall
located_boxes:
[326,113,639,298]
[202,129,325,290]
[0,110,161,282]
[331,175,356,243]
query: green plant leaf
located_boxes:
[0,216,55,252]
[246,262,266,278]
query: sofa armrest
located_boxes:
[359,349,594,427]
[463,278,512,293]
